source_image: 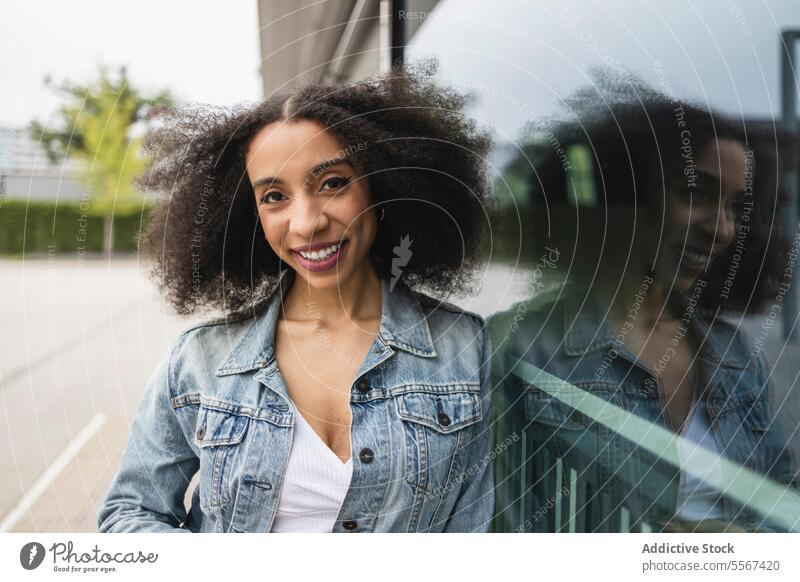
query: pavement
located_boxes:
[2,256,796,532]
[0,257,192,532]
[0,257,531,532]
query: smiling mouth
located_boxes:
[677,244,714,270]
[294,241,343,260]
[290,239,348,272]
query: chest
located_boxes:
[274,319,379,460]
[622,325,699,431]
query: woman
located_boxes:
[98,64,495,533]
[491,76,798,532]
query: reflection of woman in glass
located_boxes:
[98,65,495,533]
[492,78,798,532]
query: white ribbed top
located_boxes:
[269,402,353,533]
[675,400,725,521]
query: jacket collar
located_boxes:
[216,269,435,376]
[562,289,748,370]
[562,292,618,356]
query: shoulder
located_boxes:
[488,286,565,338]
[406,288,488,368]
[406,289,489,386]
[163,303,269,392]
[172,280,280,351]
[173,309,255,349]
[700,309,752,343]
[486,287,580,376]
[697,309,766,370]
[411,289,486,338]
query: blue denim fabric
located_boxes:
[491,288,797,532]
[98,270,494,533]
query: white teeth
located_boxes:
[684,250,709,263]
[298,243,341,260]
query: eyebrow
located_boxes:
[251,158,354,190]
[694,170,746,201]
[694,170,719,185]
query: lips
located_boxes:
[290,239,348,273]
[289,239,345,253]
[676,243,714,271]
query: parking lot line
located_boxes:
[0,413,107,532]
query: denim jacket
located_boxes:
[491,288,798,532]
[98,270,494,533]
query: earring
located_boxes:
[379,208,385,221]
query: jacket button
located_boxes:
[196,425,206,441]
[356,378,370,394]
[437,412,451,427]
[342,519,358,530]
[359,448,374,464]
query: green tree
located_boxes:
[30,64,173,253]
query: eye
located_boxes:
[320,176,351,192]
[259,191,286,205]
[690,187,713,203]
[727,198,745,221]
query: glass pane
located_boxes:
[408,0,800,532]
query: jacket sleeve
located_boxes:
[442,318,495,532]
[97,333,199,532]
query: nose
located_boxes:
[717,204,737,248]
[288,195,330,240]
[699,203,735,251]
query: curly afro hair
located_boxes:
[137,61,493,315]
[513,71,798,314]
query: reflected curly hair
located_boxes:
[137,61,492,315]
[517,72,798,313]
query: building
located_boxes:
[254,1,800,531]
[256,0,438,95]
[0,126,86,202]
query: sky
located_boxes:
[3,0,800,138]
[408,0,800,138]
[0,0,263,129]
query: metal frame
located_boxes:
[391,0,406,68]
[782,30,800,342]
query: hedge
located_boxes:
[0,198,533,263]
[0,199,151,256]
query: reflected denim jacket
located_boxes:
[491,289,798,532]
[98,270,494,533]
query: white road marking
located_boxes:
[0,413,107,532]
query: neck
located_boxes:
[282,261,382,323]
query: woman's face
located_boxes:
[246,119,378,290]
[651,138,748,295]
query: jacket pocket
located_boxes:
[742,397,770,432]
[395,388,483,531]
[525,391,588,431]
[194,403,249,509]
[396,390,482,434]
[738,395,771,474]
[524,381,592,431]
[395,388,482,496]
